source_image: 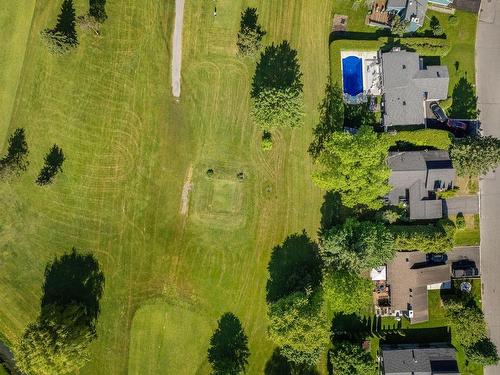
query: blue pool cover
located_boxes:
[342,56,363,96]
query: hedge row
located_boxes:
[390,219,456,253]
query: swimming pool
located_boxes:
[342,56,363,96]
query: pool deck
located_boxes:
[341,50,382,96]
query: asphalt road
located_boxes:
[476,1,500,373]
[171,0,185,98]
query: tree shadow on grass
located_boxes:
[53,0,78,45]
[208,312,249,374]
[251,41,303,97]
[41,248,105,327]
[319,191,352,233]
[331,313,375,342]
[448,76,478,119]
[264,348,320,375]
[266,232,323,303]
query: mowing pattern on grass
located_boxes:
[0,0,333,374]
[128,303,212,375]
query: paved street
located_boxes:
[476,1,500,373]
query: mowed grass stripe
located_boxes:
[0,0,37,142]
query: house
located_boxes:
[368,0,453,30]
[386,252,451,324]
[381,343,459,374]
[387,150,455,220]
[386,0,428,31]
[372,248,480,323]
[381,50,449,128]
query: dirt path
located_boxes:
[171,0,185,98]
[180,165,193,216]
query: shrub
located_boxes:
[436,187,459,199]
[261,131,273,151]
[448,15,458,25]
[381,208,402,224]
[329,341,377,375]
[36,145,65,186]
[456,213,466,229]
[206,169,214,177]
[398,37,451,56]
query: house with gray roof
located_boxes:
[381,344,459,374]
[387,150,455,220]
[381,50,449,128]
[387,0,428,31]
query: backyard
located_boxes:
[0,0,333,374]
[329,1,478,117]
[365,279,484,374]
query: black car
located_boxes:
[430,102,448,122]
[447,119,468,131]
[452,260,479,278]
[427,253,448,264]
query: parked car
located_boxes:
[430,102,448,122]
[427,253,448,264]
[447,119,468,131]
[452,260,479,278]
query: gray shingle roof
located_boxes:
[382,50,449,126]
[382,345,459,374]
[387,151,455,220]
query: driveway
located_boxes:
[476,0,500,373]
[442,195,479,215]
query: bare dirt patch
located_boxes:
[180,165,193,216]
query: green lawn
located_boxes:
[453,214,481,246]
[0,364,8,375]
[0,0,333,374]
[128,302,212,375]
[0,0,37,142]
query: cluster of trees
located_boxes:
[444,292,499,366]
[311,125,391,210]
[15,249,105,375]
[329,341,377,375]
[0,128,65,185]
[266,233,329,370]
[42,0,108,53]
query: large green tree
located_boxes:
[251,41,304,128]
[319,218,395,274]
[41,0,78,54]
[89,0,107,23]
[15,304,95,375]
[268,291,329,367]
[208,313,250,375]
[312,126,390,209]
[444,300,487,347]
[329,341,377,375]
[322,271,373,313]
[450,136,500,177]
[465,338,500,366]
